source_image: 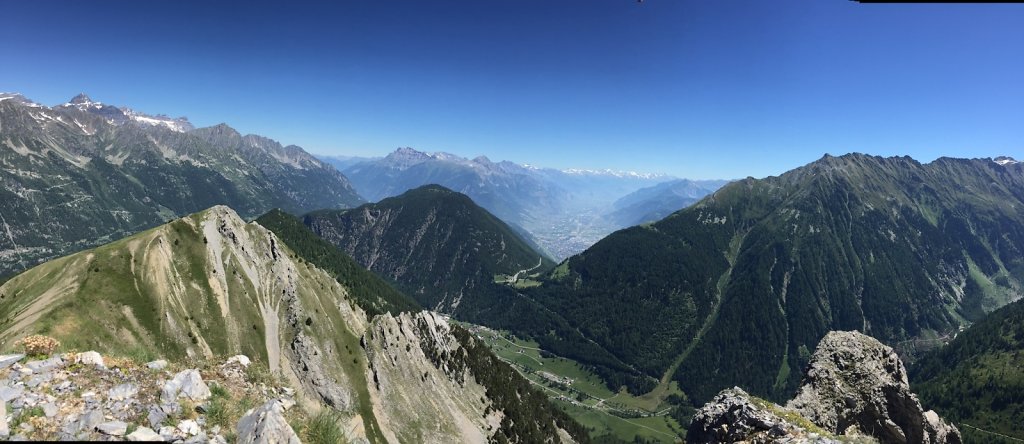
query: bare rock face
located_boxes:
[689,331,960,444]
[687,387,846,444]
[235,399,300,444]
[786,331,961,444]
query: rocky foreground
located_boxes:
[0,351,306,442]
[688,331,961,444]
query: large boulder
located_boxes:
[786,331,960,444]
[236,399,301,444]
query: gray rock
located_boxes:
[108,383,138,400]
[688,387,843,444]
[290,333,351,409]
[146,359,168,370]
[43,402,58,418]
[25,373,50,388]
[0,385,24,402]
[236,399,301,444]
[25,356,63,373]
[74,351,105,368]
[162,369,211,403]
[0,354,24,369]
[96,420,128,436]
[127,426,164,441]
[787,331,961,444]
[148,407,168,429]
[225,355,251,367]
[78,409,104,431]
[158,425,177,440]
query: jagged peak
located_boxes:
[68,93,94,105]
[195,123,243,140]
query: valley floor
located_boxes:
[454,321,686,443]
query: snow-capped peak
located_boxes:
[53,93,193,132]
[561,168,671,180]
[123,108,194,132]
[0,92,45,108]
[994,156,1019,166]
[59,93,108,111]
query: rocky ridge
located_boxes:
[0,93,363,277]
[0,205,585,443]
[689,331,960,444]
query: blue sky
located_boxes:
[2,0,1022,179]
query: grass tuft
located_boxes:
[302,410,347,444]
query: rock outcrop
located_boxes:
[689,331,960,444]
[687,387,848,444]
[788,332,960,444]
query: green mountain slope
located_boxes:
[911,298,1024,442]
[529,154,1024,405]
[0,94,362,277]
[255,208,420,317]
[302,185,554,314]
[0,205,587,443]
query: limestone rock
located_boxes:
[146,359,168,370]
[108,383,138,401]
[786,331,960,444]
[0,354,24,369]
[74,351,105,368]
[25,356,63,373]
[162,369,211,403]
[96,420,128,436]
[226,355,251,368]
[127,426,164,441]
[687,387,845,444]
[236,399,301,444]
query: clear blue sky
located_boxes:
[2,0,1022,179]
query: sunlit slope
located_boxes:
[530,154,1024,404]
[0,205,586,443]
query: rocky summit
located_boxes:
[788,332,960,444]
[689,331,960,444]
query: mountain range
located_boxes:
[608,178,731,227]
[336,147,724,260]
[0,93,362,277]
[525,153,1024,408]
[3,90,1023,443]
